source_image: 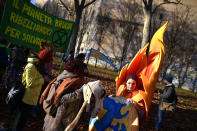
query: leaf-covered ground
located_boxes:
[0,69,197,131]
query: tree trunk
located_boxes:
[105,61,107,69]
[178,63,189,88]
[162,63,170,80]
[67,12,82,53]
[86,49,90,65]
[95,57,98,68]
[192,76,197,92]
[141,1,152,48]
[162,55,173,80]
[67,0,97,53]
[119,54,126,71]
[76,30,84,54]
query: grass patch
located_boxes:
[88,65,118,78]
[175,88,197,97]
[155,83,197,98]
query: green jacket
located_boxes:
[22,57,44,106]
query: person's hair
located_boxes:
[76,53,85,59]
[164,75,173,83]
[126,74,137,82]
[69,51,74,54]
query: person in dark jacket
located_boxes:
[155,75,178,130]
[40,53,88,131]
[5,46,27,89]
[0,38,9,84]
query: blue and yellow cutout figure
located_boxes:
[89,97,139,131]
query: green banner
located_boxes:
[0,0,74,52]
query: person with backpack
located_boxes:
[155,75,178,130]
[12,49,53,131]
[31,44,54,117]
[5,45,27,90]
[40,53,87,131]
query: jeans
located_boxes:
[5,67,20,89]
[0,73,3,84]
[155,104,165,129]
[13,102,34,131]
[31,82,48,115]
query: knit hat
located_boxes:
[38,49,53,63]
[164,75,173,83]
[76,53,85,59]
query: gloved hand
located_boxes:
[109,94,116,97]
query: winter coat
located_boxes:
[22,57,44,106]
[10,47,26,68]
[160,84,177,104]
[40,77,84,107]
[0,47,8,74]
[43,89,82,131]
[0,47,8,66]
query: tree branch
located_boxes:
[59,0,69,11]
[84,0,96,8]
[152,0,183,14]
[74,0,80,13]
[142,0,148,7]
[74,0,80,9]
[148,0,153,6]
[57,0,74,16]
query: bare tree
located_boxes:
[42,0,69,19]
[161,6,197,88]
[87,0,143,70]
[118,1,141,70]
[141,0,182,48]
[104,1,141,70]
[93,9,111,67]
[57,0,97,53]
[76,7,95,54]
